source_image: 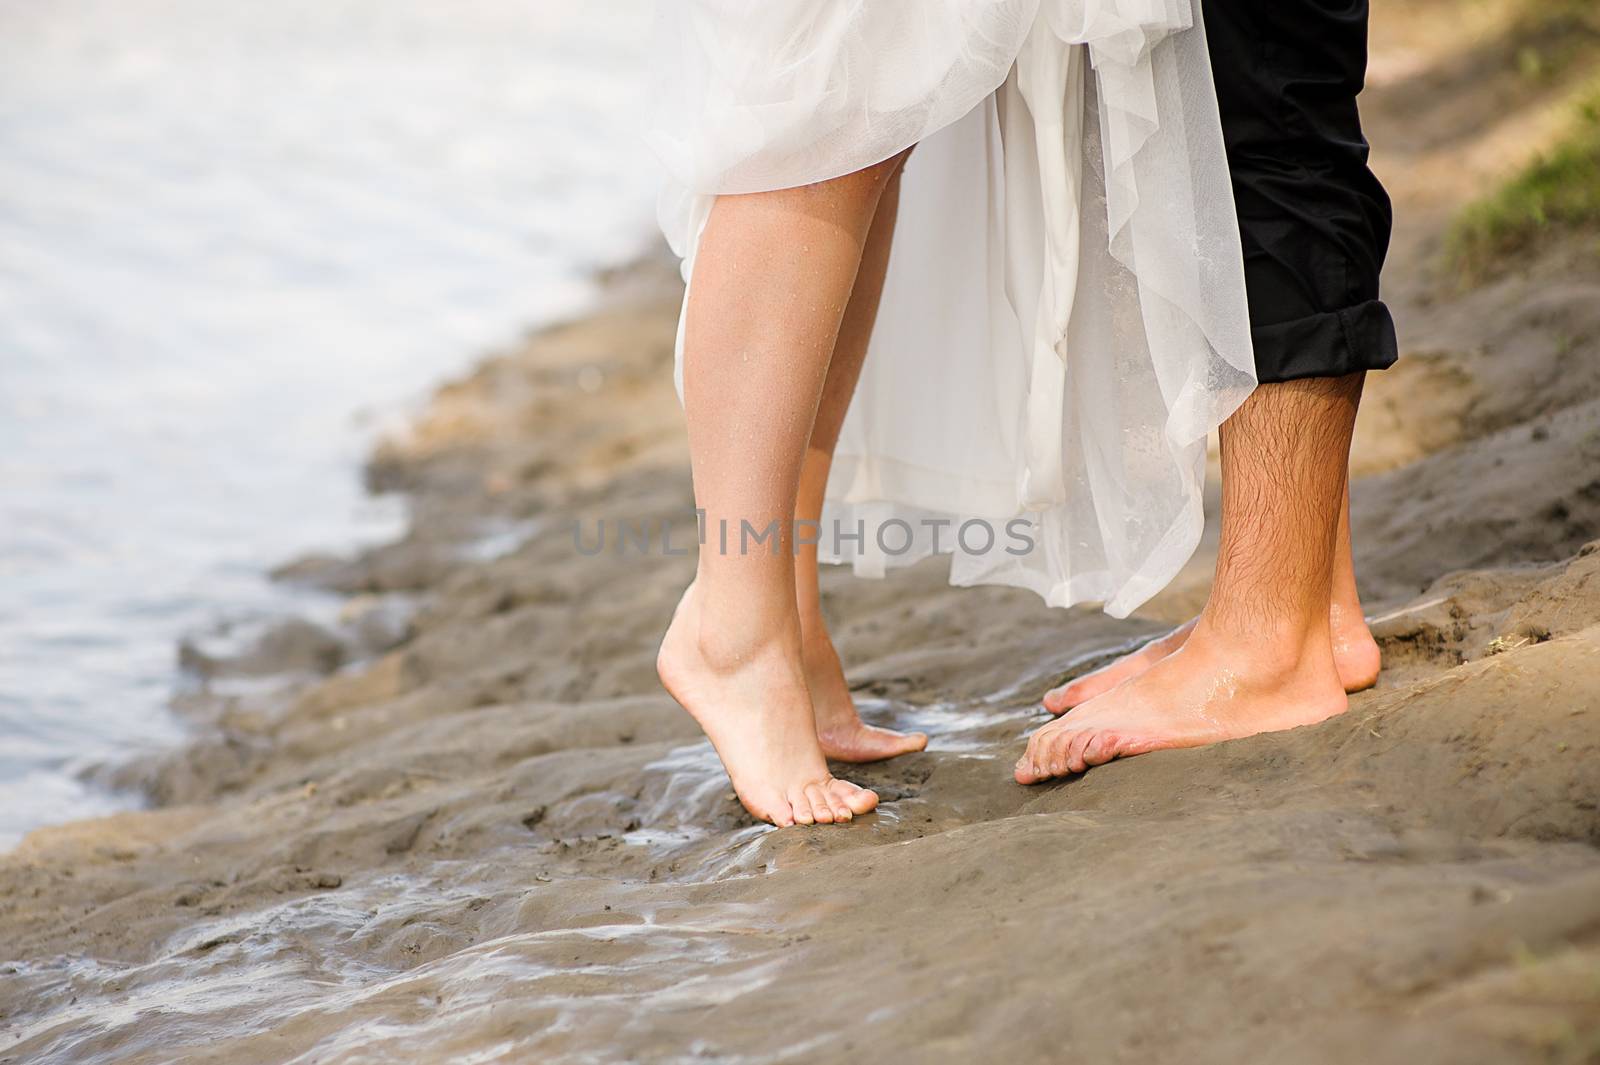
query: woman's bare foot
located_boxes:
[800,626,927,762]
[1017,624,1348,783]
[657,584,879,826]
[1043,608,1380,714]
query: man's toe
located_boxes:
[1083,730,1118,767]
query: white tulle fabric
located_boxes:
[648,0,1256,617]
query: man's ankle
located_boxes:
[1328,599,1372,638]
[1191,611,1339,679]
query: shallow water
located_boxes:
[3,741,838,1064]
[0,0,658,846]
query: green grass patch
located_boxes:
[1448,84,1600,279]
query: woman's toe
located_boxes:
[765,798,795,828]
[804,783,834,824]
[830,779,877,816]
[833,793,855,821]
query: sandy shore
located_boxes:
[5,3,1600,1062]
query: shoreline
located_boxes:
[6,3,1600,1061]
[8,251,1597,1060]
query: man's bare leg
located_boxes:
[1042,483,1380,712]
[793,156,929,762]
[1327,485,1382,689]
[1017,374,1364,783]
[657,160,908,825]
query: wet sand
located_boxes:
[4,2,1599,1062]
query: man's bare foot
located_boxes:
[1328,602,1382,692]
[657,584,879,826]
[801,629,927,762]
[1016,625,1348,783]
[1043,609,1381,714]
[1043,621,1198,714]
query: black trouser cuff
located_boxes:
[1251,299,1399,384]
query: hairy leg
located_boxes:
[1043,481,1380,712]
[657,161,909,826]
[1018,374,1364,783]
[792,157,928,762]
[1327,482,1382,689]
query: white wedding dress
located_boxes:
[647,0,1256,618]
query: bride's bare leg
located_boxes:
[793,155,928,762]
[657,161,905,826]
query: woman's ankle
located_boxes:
[682,586,802,674]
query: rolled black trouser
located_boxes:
[1204,0,1399,382]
